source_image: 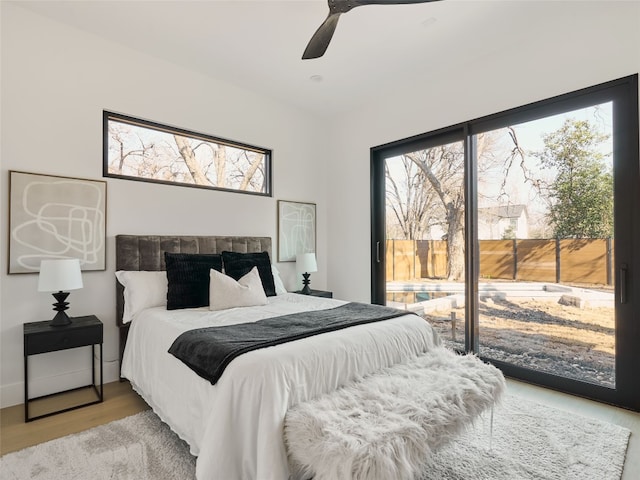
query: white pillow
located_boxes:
[115,270,167,323]
[271,264,287,295]
[209,267,268,311]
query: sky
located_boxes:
[386,101,614,239]
[478,101,613,230]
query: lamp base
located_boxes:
[50,291,72,327]
[301,273,312,295]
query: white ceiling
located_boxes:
[15,0,569,117]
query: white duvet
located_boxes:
[121,293,440,480]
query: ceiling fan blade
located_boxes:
[356,0,442,5]
[302,12,342,60]
[302,0,442,60]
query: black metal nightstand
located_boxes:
[23,315,103,422]
[295,289,333,298]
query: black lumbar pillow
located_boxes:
[165,252,223,310]
[221,251,276,297]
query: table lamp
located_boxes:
[38,258,83,326]
[296,253,317,295]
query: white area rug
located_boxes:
[0,394,630,480]
[421,394,630,480]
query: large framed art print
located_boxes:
[277,200,316,262]
[8,171,107,274]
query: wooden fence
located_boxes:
[387,238,613,285]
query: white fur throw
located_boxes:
[284,347,505,480]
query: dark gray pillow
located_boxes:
[165,252,223,310]
[221,251,276,297]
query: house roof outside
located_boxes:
[478,204,528,221]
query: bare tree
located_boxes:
[402,134,503,281]
[239,151,265,191]
[405,143,465,280]
[213,144,227,188]
[108,121,267,193]
[173,135,210,185]
[108,124,150,174]
[385,157,438,240]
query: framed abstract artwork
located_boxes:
[277,200,316,262]
[8,171,107,274]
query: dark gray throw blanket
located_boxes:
[168,302,410,385]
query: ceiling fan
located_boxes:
[302,0,442,60]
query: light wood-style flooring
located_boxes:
[1,379,638,479]
[0,381,149,456]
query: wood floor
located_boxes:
[0,381,149,456]
[1,379,639,479]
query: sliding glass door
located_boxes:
[371,75,640,410]
[476,104,616,389]
[383,136,468,349]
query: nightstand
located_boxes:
[295,289,333,298]
[23,315,103,422]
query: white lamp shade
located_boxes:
[38,259,83,292]
[296,253,318,274]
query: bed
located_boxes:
[116,234,441,480]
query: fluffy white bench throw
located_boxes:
[284,347,505,480]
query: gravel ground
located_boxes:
[424,297,615,388]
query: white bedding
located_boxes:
[121,293,440,480]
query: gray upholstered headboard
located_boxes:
[115,234,272,374]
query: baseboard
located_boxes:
[0,361,120,409]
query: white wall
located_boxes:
[0,4,328,407]
[325,1,640,302]
[2,1,639,410]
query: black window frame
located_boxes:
[103,111,272,197]
[371,74,640,411]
